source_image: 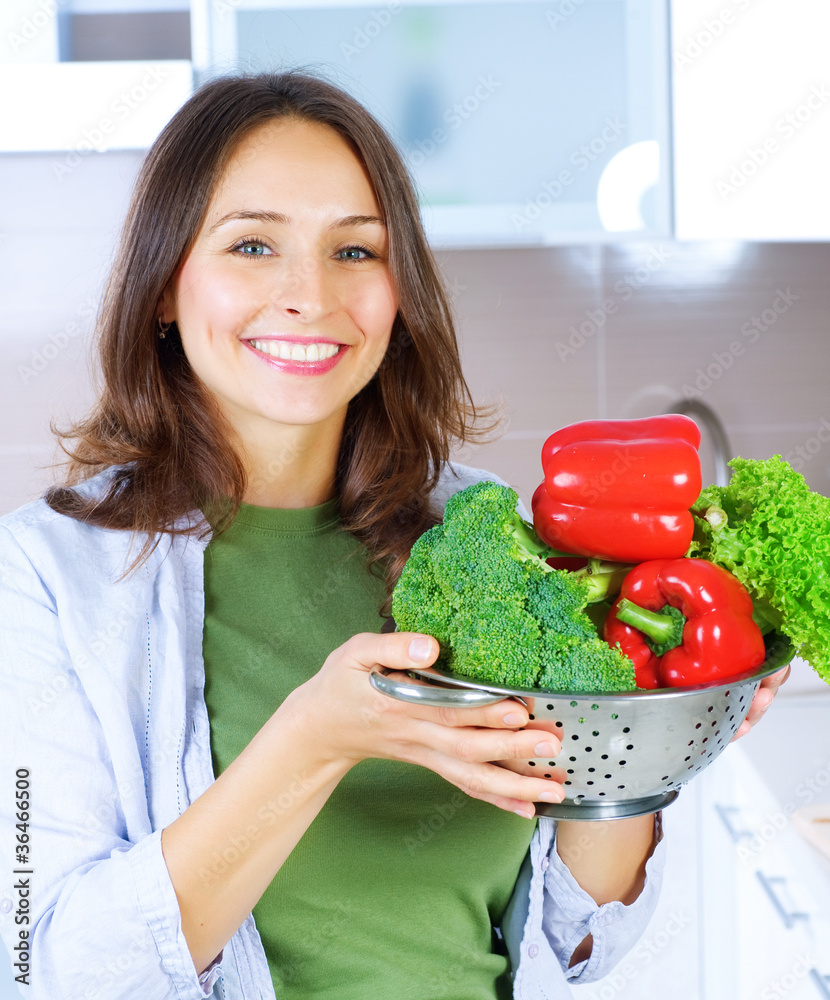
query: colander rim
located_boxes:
[405,631,794,703]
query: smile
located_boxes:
[248,339,342,362]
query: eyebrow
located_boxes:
[207,210,387,236]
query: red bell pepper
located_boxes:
[603,558,766,689]
[532,415,702,563]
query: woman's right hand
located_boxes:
[280,631,566,818]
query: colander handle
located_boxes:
[369,669,509,708]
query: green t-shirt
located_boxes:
[202,499,535,999]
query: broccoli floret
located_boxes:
[391,481,638,692]
[687,455,830,683]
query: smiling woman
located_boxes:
[0,71,665,1000]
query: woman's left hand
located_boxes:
[732,664,791,740]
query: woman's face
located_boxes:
[160,118,398,450]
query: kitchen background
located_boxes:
[1,0,829,997]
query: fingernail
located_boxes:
[513,808,535,819]
[503,712,526,727]
[537,788,563,803]
[408,637,433,662]
[534,742,558,757]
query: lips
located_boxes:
[242,337,348,375]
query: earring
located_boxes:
[157,319,172,340]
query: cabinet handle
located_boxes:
[715,803,753,842]
[755,872,810,929]
[810,968,830,999]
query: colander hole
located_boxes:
[564,780,572,785]
[546,704,554,711]
[601,754,609,760]
[598,792,606,796]
[688,740,694,746]
[661,775,669,780]
[702,737,708,744]
[585,746,593,752]
[619,760,627,765]
[592,730,600,737]
[684,755,691,762]
[569,756,576,762]
[604,774,612,779]
[575,793,584,800]
[555,721,563,728]
[625,744,633,750]
[725,690,731,697]
[528,714,535,720]
[729,715,735,722]
[695,723,702,729]
[544,773,552,778]
[528,761,536,766]
[571,735,579,741]
[588,767,595,772]
[566,769,574,774]
[711,720,717,727]
[587,780,594,785]
[707,706,714,713]
[548,761,557,767]
[578,717,585,724]
[618,785,625,789]
[611,713,619,720]
[570,701,578,708]
[591,704,599,711]
[622,727,631,733]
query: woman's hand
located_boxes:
[286,631,566,818]
[731,664,791,740]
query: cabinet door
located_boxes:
[672,0,830,240]
[193,0,673,247]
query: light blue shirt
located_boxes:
[0,463,665,1000]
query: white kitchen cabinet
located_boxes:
[573,693,830,1000]
[191,0,674,248]
[671,0,830,241]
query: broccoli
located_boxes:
[687,455,830,683]
[391,481,637,692]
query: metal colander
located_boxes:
[369,633,793,820]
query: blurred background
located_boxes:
[1,1,829,997]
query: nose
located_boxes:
[271,254,334,321]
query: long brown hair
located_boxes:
[46,70,496,597]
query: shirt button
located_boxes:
[0,899,11,914]
[541,856,550,872]
[527,942,539,959]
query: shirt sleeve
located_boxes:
[542,813,666,983]
[0,523,221,1000]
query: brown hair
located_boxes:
[46,69,495,599]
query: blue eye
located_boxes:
[338,244,377,262]
[231,238,272,257]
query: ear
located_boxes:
[157,284,177,324]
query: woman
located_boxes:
[0,69,774,1000]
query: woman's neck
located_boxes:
[236,415,344,509]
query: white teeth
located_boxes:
[249,340,340,362]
